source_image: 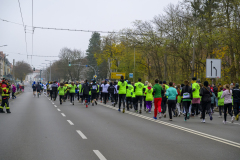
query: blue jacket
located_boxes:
[165,87,178,100]
[211,93,216,104]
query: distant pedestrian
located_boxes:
[12,84,16,99]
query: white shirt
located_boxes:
[101,84,109,93]
[43,84,47,90]
[114,85,118,94]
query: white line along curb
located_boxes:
[101,103,240,149]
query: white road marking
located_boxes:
[54,105,57,107]
[100,103,240,148]
[67,120,74,125]
[93,150,107,160]
[76,130,87,139]
[57,108,61,111]
[61,113,66,117]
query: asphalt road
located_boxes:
[0,83,239,160]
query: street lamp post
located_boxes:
[45,60,56,81]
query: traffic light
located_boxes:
[68,61,71,66]
[33,68,35,71]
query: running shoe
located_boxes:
[135,110,138,113]
[92,103,94,106]
[153,117,157,120]
[223,120,226,124]
[148,111,151,114]
[95,101,97,105]
[123,108,125,113]
[218,115,222,118]
[139,110,142,114]
[187,113,190,119]
[169,119,172,121]
[201,119,205,123]
[114,103,116,107]
[231,116,235,123]
[184,117,187,121]
[159,113,162,119]
[210,114,213,121]
[164,113,166,118]
[118,109,121,112]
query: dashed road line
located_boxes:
[67,120,74,125]
[57,108,61,111]
[102,103,240,148]
[54,105,57,107]
[76,130,87,139]
[61,113,66,117]
[93,150,107,160]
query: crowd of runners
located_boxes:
[32,76,240,124]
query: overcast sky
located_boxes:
[1,0,179,70]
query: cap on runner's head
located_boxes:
[230,83,234,86]
[159,81,162,84]
[236,83,239,88]
[138,78,141,82]
[163,80,166,84]
[128,81,131,84]
[181,84,184,87]
[121,75,124,80]
[192,77,197,80]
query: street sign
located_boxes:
[93,75,97,78]
[129,73,133,78]
[111,72,125,79]
[206,59,221,78]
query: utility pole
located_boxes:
[134,47,135,83]
[191,25,196,78]
[40,70,42,82]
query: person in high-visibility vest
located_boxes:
[0,79,11,113]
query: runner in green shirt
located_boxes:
[117,76,128,113]
[134,78,144,114]
[58,83,66,105]
[68,82,77,105]
[191,77,200,116]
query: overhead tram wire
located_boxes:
[17,0,29,61]
[0,18,157,36]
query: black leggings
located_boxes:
[218,105,223,116]
[59,95,64,104]
[135,96,143,111]
[183,101,191,119]
[12,92,16,98]
[224,103,233,121]
[70,93,75,103]
[233,101,240,116]
[102,93,108,104]
[119,94,126,109]
[168,100,176,119]
[202,102,211,120]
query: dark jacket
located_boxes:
[232,87,240,102]
[36,84,42,90]
[91,83,99,94]
[108,85,116,94]
[51,83,58,91]
[81,83,90,95]
[200,86,212,102]
[32,84,36,90]
[181,85,192,99]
